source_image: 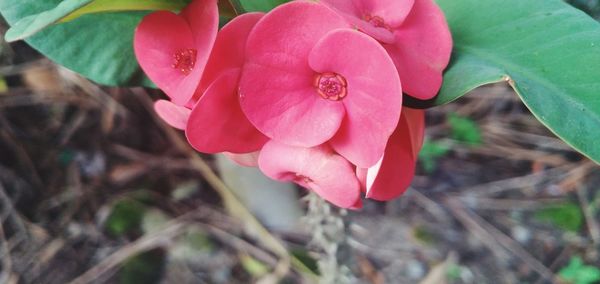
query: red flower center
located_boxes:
[364,15,392,31]
[172,48,198,75]
[314,72,348,101]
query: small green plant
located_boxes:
[448,113,482,146]
[446,264,462,281]
[119,249,165,284]
[291,248,320,275]
[105,199,147,237]
[412,225,437,245]
[419,141,451,173]
[533,203,583,233]
[559,256,600,284]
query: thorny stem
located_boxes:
[304,192,355,284]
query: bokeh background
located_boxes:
[0,1,600,283]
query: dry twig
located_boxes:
[577,186,600,245]
[446,198,558,283]
[130,88,299,280]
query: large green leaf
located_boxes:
[229,0,289,13]
[4,0,91,42]
[5,0,189,42]
[0,0,174,86]
[62,0,189,21]
[434,0,600,163]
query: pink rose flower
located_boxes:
[322,0,453,99]
[239,1,403,168]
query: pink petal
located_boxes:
[356,168,368,193]
[364,134,413,201]
[309,29,402,168]
[134,0,219,106]
[225,152,260,167]
[240,68,345,147]
[258,141,361,208]
[244,1,348,66]
[385,0,452,100]
[321,0,387,43]
[198,12,264,97]
[353,0,415,28]
[350,20,396,44]
[134,12,196,100]
[321,0,361,16]
[402,107,426,159]
[186,70,268,154]
[362,108,425,201]
[154,99,191,130]
[173,0,219,105]
[240,1,349,147]
[322,0,415,43]
[349,198,364,210]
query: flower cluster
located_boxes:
[134,0,452,209]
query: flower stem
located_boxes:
[304,192,355,284]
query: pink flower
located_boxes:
[185,12,269,154]
[258,140,362,208]
[133,0,444,207]
[134,0,219,106]
[356,108,425,201]
[322,0,453,100]
[239,1,403,168]
[136,7,268,154]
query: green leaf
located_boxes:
[229,0,289,12]
[105,199,147,236]
[4,0,91,42]
[533,203,583,233]
[290,248,320,275]
[240,255,270,278]
[434,0,600,164]
[0,0,156,86]
[419,140,451,173]
[61,0,190,22]
[4,0,187,42]
[0,76,8,93]
[5,0,189,42]
[559,256,600,284]
[119,249,165,284]
[412,225,437,245]
[446,264,463,281]
[567,0,600,19]
[448,113,482,146]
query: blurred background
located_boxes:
[1,1,600,283]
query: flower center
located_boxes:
[313,72,348,101]
[172,48,197,75]
[364,15,391,31]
